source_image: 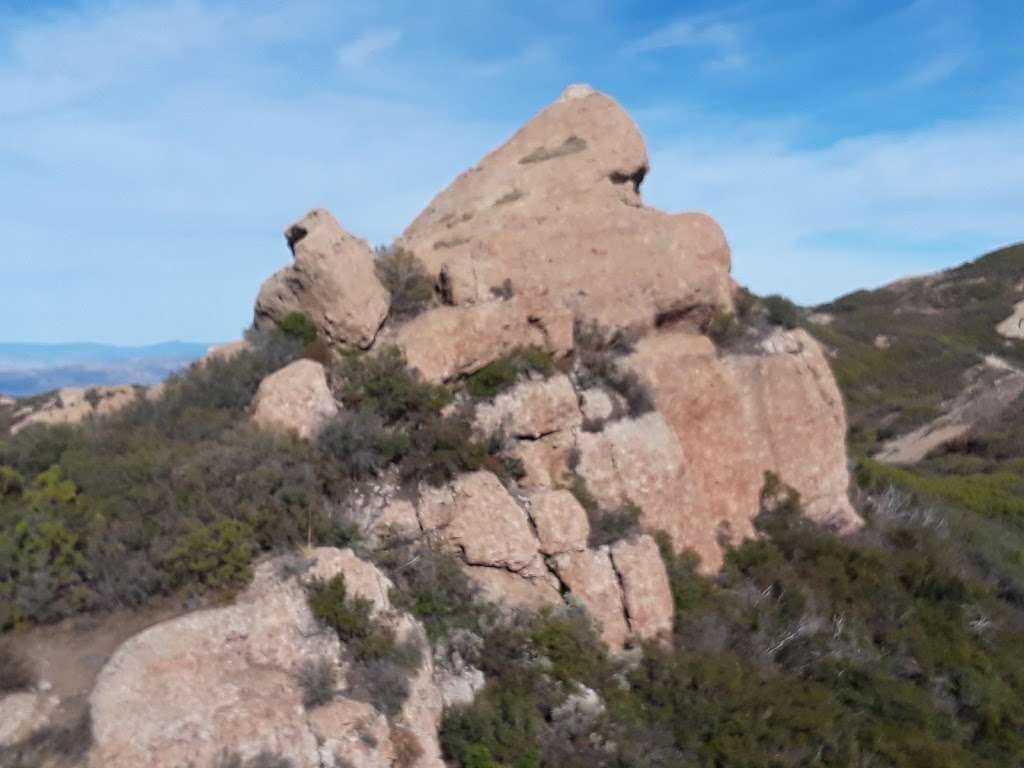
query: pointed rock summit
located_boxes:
[396,84,732,335]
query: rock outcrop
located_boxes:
[255,209,390,349]
[243,83,856,628]
[10,385,137,435]
[251,358,338,440]
[88,548,443,768]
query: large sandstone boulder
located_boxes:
[88,548,443,768]
[397,85,733,333]
[255,209,389,349]
[251,359,338,440]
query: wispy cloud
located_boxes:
[336,28,402,71]
[645,113,1024,303]
[622,16,747,70]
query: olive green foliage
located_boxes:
[375,246,435,321]
[442,479,1024,768]
[307,572,424,716]
[761,294,802,329]
[805,244,1024,450]
[164,520,256,591]
[572,319,653,417]
[336,346,450,423]
[465,346,556,399]
[378,534,490,642]
[278,311,319,344]
[0,329,360,630]
[308,574,379,652]
[331,346,488,486]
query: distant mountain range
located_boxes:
[0,341,212,397]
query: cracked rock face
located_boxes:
[87,548,443,768]
[255,209,390,349]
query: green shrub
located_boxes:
[308,574,374,643]
[278,311,318,344]
[318,411,410,480]
[381,536,487,642]
[762,294,801,329]
[465,347,555,399]
[375,246,435,321]
[164,520,256,592]
[336,346,450,424]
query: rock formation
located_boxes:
[88,548,443,768]
[255,209,390,349]
[9,385,137,435]
[1,84,867,767]
[246,84,858,573]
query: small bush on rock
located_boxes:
[762,294,801,329]
[572,319,653,417]
[465,346,555,399]
[295,656,337,708]
[336,346,450,424]
[375,246,435,321]
[277,311,318,344]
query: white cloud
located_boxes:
[644,113,1024,304]
[336,28,402,71]
[622,16,746,70]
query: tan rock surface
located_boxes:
[996,299,1024,339]
[255,208,389,348]
[10,385,137,435]
[474,374,581,439]
[417,471,539,572]
[509,430,575,489]
[398,86,733,332]
[464,566,562,611]
[610,535,674,642]
[308,699,394,768]
[88,548,442,768]
[205,339,252,363]
[619,328,858,570]
[0,691,57,747]
[391,296,573,382]
[251,359,338,440]
[528,489,590,555]
[552,548,629,649]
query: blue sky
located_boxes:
[1,0,1022,345]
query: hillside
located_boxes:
[2,88,1023,768]
[0,342,210,397]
